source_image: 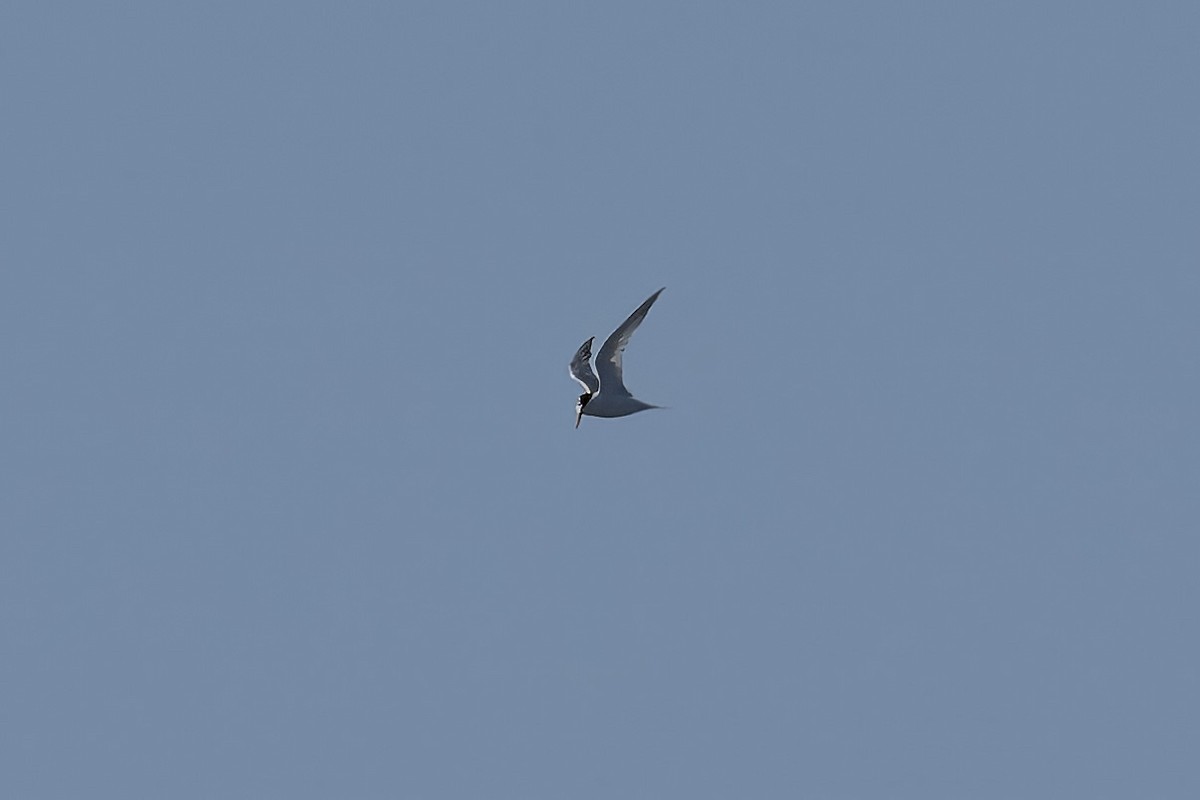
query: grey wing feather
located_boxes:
[569,336,600,393]
[595,287,664,396]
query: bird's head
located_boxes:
[575,392,591,428]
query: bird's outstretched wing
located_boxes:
[596,288,664,397]
[568,336,599,394]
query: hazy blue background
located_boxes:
[2,2,1197,797]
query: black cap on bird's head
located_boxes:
[575,392,591,428]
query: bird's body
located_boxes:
[577,391,660,418]
[569,288,665,427]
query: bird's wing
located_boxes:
[595,288,664,397]
[568,336,600,394]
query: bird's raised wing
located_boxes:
[596,288,664,397]
[568,336,599,394]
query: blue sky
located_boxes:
[2,2,1198,797]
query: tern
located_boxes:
[569,287,665,428]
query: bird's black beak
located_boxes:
[575,392,590,429]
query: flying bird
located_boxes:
[569,287,665,428]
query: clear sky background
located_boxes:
[2,3,1197,798]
